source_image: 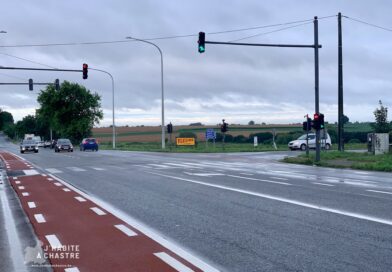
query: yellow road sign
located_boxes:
[176,138,195,146]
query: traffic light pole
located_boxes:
[314,17,321,162]
[201,16,322,161]
[338,12,344,151]
[0,66,82,73]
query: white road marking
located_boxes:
[313,182,335,187]
[90,207,107,216]
[154,252,194,272]
[183,172,224,177]
[48,174,220,272]
[22,192,29,196]
[63,188,71,192]
[41,174,47,177]
[34,214,46,223]
[148,164,175,169]
[23,170,39,176]
[45,234,62,249]
[47,178,54,181]
[15,181,21,184]
[227,174,291,186]
[28,202,36,208]
[12,177,17,180]
[240,173,254,176]
[366,190,392,195]
[269,176,289,181]
[65,267,80,272]
[45,168,63,174]
[91,167,105,171]
[148,171,392,226]
[67,167,86,172]
[18,186,25,190]
[74,196,86,202]
[164,162,203,169]
[114,224,138,237]
[54,182,62,187]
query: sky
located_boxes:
[0,0,391,127]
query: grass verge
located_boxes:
[282,151,392,172]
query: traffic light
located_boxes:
[82,63,88,79]
[312,113,320,130]
[319,114,325,129]
[221,121,228,133]
[198,32,205,53]
[167,123,173,134]
[303,117,312,131]
[28,79,33,91]
[55,79,60,91]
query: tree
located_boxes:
[342,114,349,125]
[372,100,390,133]
[37,81,103,143]
[0,110,14,130]
[248,120,255,125]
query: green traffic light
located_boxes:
[198,45,205,53]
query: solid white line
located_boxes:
[269,176,289,181]
[91,167,105,171]
[114,224,138,237]
[90,207,107,216]
[64,267,80,272]
[18,186,25,190]
[54,182,62,187]
[74,196,86,202]
[366,190,392,195]
[48,174,220,272]
[34,214,46,223]
[240,173,254,176]
[63,188,71,192]
[154,252,194,272]
[227,174,291,186]
[45,234,62,249]
[147,171,392,226]
[22,192,29,196]
[313,182,335,187]
[15,181,21,184]
[28,202,36,208]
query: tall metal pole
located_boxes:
[89,68,116,149]
[314,16,321,162]
[338,12,344,151]
[126,37,165,149]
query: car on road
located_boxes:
[80,138,99,151]
[43,140,52,148]
[55,139,74,152]
[288,132,332,151]
[20,139,39,154]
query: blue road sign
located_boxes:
[206,129,216,140]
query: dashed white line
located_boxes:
[366,190,392,195]
[313,182,335,187]
[67,167,86,172]
[74,196,86,202]
[45,168,63,174]
[47,178,54,181]
[41,174,47,177]
[23,170,39,176]
[227,174,292,186]
[22,192,29,196]
[15,181,21,184]
[270,176,289,181]
[114,224,138,237]
[91,167,105,171]
[63,188,71,192]
[45,234,62,249]
[28,202,36,208]
[54,182,62,187]
[154,252,194,272]
[90,207,107,216]
[12,177,17,180]
[18,186,25,190]
[34,214,46,223]
[65,267,80,272]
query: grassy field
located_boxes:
[283,150,392,172]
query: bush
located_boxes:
[178,131,197,139]
[249,132,273,143]
[233,135,247,143]
[348,138,361,144]
[343,131,370,143]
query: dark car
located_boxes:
[55,139,74,152]
[80,138,99,151]
[20,139,39,154]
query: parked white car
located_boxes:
[288,132,332,151]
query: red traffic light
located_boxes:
[313,113,320,120]
[82,63,88,79]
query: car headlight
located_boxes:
[22,147,25,150]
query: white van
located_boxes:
[288,132,332,151]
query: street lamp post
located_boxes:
[89,68,116,149]
[125,36,165,149]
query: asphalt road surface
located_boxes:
[1,135,392,272]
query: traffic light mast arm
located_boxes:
[204,40,322,49]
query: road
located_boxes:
[1,135,392,271]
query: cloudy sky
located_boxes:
[0,0,391,126]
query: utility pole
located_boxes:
[314,16,321,162]
[338,12,344,151]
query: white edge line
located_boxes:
[48,173,220,272]
[312,182,335,187]
[227,174,291,186]
[146,171,392,227]
[366,190,392,195]
[154,252,194,272]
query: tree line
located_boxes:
[1,81,103,143]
